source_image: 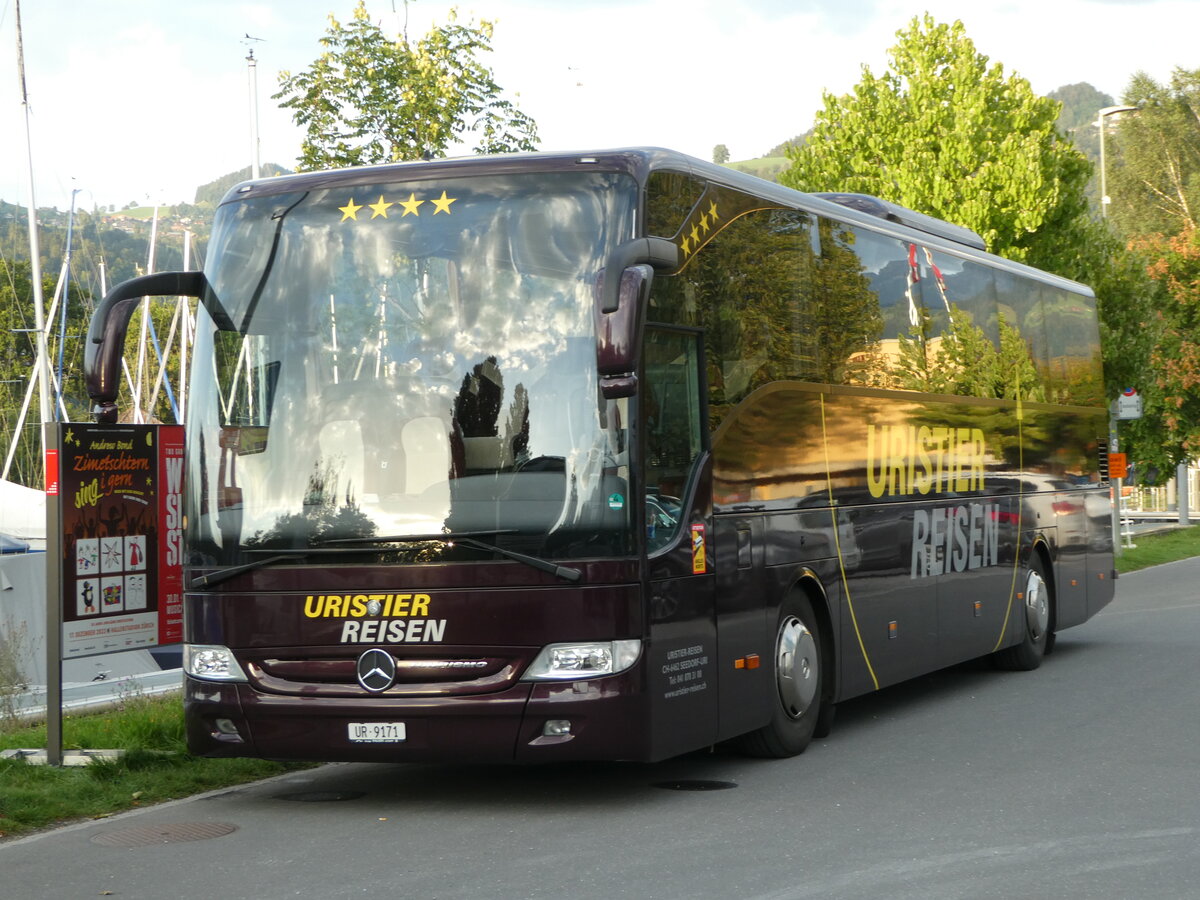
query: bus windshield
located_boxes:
[185,171,638,564]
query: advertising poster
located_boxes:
[58,423,184,659]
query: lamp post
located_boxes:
[1096,106,1142,550]
[1096,105,1138,216]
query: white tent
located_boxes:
[0,479,45,544]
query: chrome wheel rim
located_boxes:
[776,615,818,719]
[1024,568,1049,641]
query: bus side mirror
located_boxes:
[595,238,678,400]
[595,265,651,399]
[599,237,678,314]
[85,271,207,423]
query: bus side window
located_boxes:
[643,328,704,552]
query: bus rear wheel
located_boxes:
[993,554,1053,671]
[738,595,824,758]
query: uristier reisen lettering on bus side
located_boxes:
[864,425,1003,579]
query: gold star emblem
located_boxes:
[680,235,692,257]
[399,193,424,217]
[699,212,711,234]
[64,427,76,446]
[690,224,701,246]
[369,195,393,218]
[431,191,457,214]
[339,198,363,221]
[708,200,719,222]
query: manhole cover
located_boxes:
[91,822,238,847]
[653,779,738,791]
[275,790,365,802]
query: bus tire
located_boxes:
[738,594,824,758]
[993,553,1053,671]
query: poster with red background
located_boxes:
[58,424,184,659]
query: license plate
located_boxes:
[348,722,407,743]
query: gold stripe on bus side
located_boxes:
[992,394,1025,652]
[820,394,879,691]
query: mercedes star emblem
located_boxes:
[356,648,397,692]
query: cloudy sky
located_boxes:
[0,0,1194,210]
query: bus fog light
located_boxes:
[522,639,642,681]
[543,719,572,736]
[215,718,240,735]
[184,645,249,682]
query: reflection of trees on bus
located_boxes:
[811,220,886,386]
[647,203,884,430]
[892,305,1044,402]
[244,459,378,548]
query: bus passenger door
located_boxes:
[642,326,719,760]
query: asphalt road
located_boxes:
[4,558,1199,899]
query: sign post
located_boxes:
[44,423,63,767]
[1110,390,1144,554]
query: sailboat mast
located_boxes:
[15,0,53,442]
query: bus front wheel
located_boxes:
[993,554,1053,671]
[738,595,824,758]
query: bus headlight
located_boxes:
[184,644,249,682]
[521,640,641,681]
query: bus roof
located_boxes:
[222,147,1094,298]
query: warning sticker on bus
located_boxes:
[690,524,706,574]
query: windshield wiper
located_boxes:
[193,531,584,589]
[316,532,584,584]
[190,546,394,590]
[447,537,583,583]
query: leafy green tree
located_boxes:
[1124,228,1200,467]
[1108,67,1200,238]
[712,144,730,164]
[275,2,539,170]
[1080,68,1200,475]
[780,15,1091,267]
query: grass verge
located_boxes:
[0,693,308,841]
[1114,523,1200,574]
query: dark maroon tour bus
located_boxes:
[84,149,1115,763]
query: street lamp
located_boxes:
[1096,105,1139,216]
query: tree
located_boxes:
[712,144,730,165]
[1124,228,1200,467]
[1090,68,1200,475]
[275,2,539,170]
[1109,67,1200,238]
[780,15,1091,267]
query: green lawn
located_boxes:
[0,694,307,840]
[1114,523,1200,573]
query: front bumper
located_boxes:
[185,668,649,763]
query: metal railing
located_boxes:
[1123,464,1199,519]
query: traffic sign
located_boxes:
[1109,452,1128,479]
[1116,389,1143,420]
